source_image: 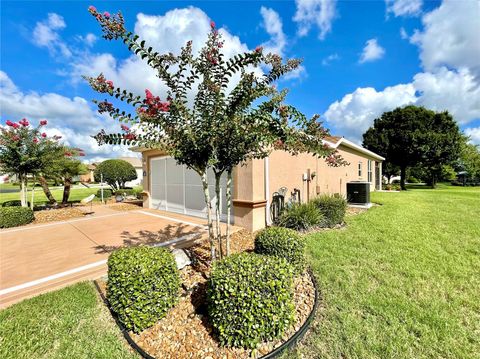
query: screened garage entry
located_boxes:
[150,157,230,221]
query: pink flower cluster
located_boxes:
[90,74,114,94]
[97,100,114,114]
[124,133,136,140]
[19,118,29,127]
[40,119,48,126]
[121,124,130,132]
[138,89,170,117]
[88,5,126,40]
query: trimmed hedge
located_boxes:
[277,202,323,231]
[96,188,113,199]
[255,227,306,273]
[208,253,295,349]
[114,188,140,198]
[107,246,180,333]
[311,194,347,227]
[0,207,35,228]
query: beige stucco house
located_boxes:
[135,136,384,231]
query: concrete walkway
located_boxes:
[0,207,217,308]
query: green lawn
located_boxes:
[292,184,480,359]
[1,185,478,358]
[0,187,100,205]
[0,282,137,359]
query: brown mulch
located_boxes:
[106,202,143,211]
[33,207,86,224]
[96,230,316,359]
[346,206,367,216]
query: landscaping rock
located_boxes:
[172,248,191,269]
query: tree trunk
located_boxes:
[400,166,407,190]
[214,172,223,259]
[225,169,232,257]
[30,176,35,210]
[62,177,72,204]
[39,176,57,205]
[20,174,27,207]
[201,172,216,261]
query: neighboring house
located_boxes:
[134,135,384,231]
[119,157,143,187]
[79,163,97,183]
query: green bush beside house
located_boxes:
[0,207,34,228]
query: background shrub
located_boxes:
[0,207,34,228]
[208,253,295,349]
[277,202,323,231]
[96,188,113,199]
[114,188,141,198]
[255,227,306,273]
[94,159,137,190]
[2,200,30,207]
[311,194,347,227]
[107,246,180,333]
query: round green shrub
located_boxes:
[207,253,295,349]
[96,188,113,198]
[94,159,137,190]
[255,227,306,273]
[311,194,347,227]
[0,207,34,228]
[107,246,180,333]
[277,201,323,231]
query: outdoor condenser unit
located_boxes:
[346,182,370,205]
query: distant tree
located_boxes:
[362,106,462,190]
[94,159,137,190]
[457,141,480,182]
[0,118,61,207]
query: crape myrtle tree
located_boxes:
[85,6,344,260]
[363,106,462,190]
[0,118,62,207]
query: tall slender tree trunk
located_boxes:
[400,166,407,191]
[214,172,223,259]
[30,176,35,210]
[201,172,216,261]
[39,175,57,205]
[62,177,72,204]
[20,174,27,207]
[225,169,232,257]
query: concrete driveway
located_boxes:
[0,207,211,308]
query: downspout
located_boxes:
[265,157,272,226]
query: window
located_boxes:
[358,161,362,177]
[368,160,373,183]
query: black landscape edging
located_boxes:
[95,269,319,359]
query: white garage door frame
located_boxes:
[149,156,231,222]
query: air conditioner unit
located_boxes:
[347,182,370,205]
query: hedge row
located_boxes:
[0,207,35,228]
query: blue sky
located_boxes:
[1,0,479,161]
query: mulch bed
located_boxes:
[96,230,316,359]
[33,207,86,224]
[106,203,143,211]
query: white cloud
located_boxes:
[322,53,339,66]
[260,6,286,57]
[32,13,71,57]
[359,38,385,63]
[400,27,409,39]
[324,84,416,140]
[79,33,97,46]
[0,71,133,161]
[293,0,337,40]
[410,0,480,77]
[325,67,480,142]
[465,127,480,145]
[385,0,423,17]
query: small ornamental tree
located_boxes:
[0,119,61,207]
[85,6,346,260]
[94,159,137,190]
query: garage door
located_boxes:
[150,157,230,220]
